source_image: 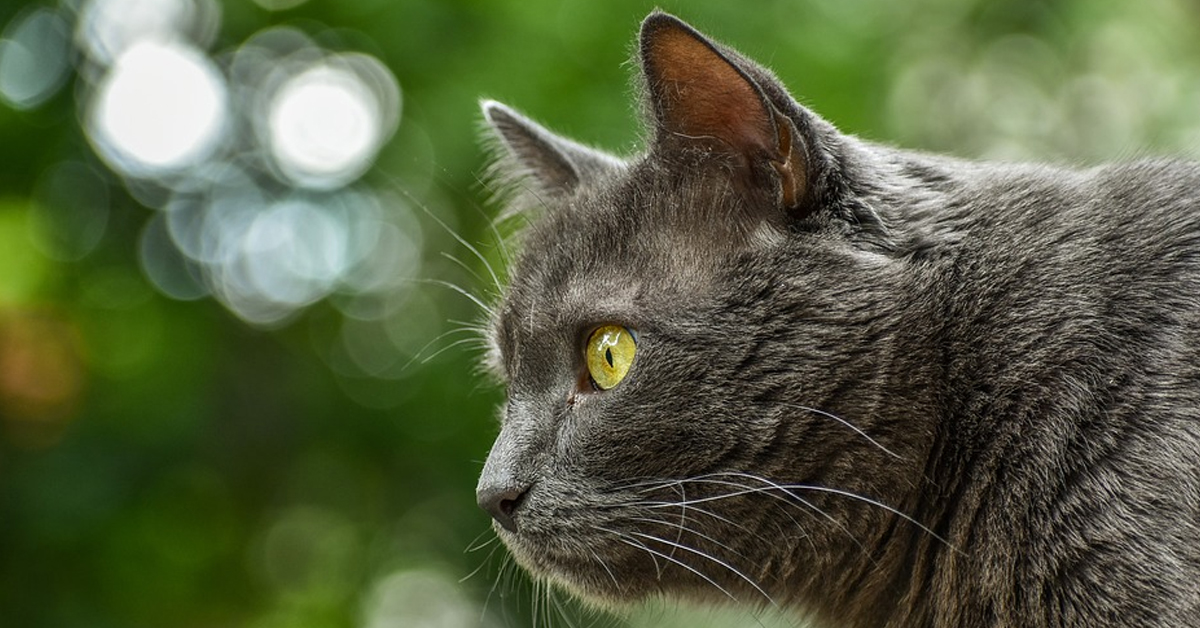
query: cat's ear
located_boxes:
[639,12,812,215]
[481,100,621,196]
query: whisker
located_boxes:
[468,171,514,267]
[446,318,489,335]
[465,531,500,553]
[548,585,580,628]
[672,482,688,559]
[656,482,686,562]
[779,483,956,552]
[394,182,505,294]
[698,475,854,526]
[619,525,663,580]
[604,477,679,492]
[459,541,502,583]
[439,250,493,295]
[397,327,482,372]
[589,548,622,592]
[645,476,873,562]
[619,485,768,533]
[419,336,488,365]
[644,498,788,547]
[531,577,541,628]
[482,552,512,622]
[641,479,824,520]
[625,515,748,560]
[613,481,802,551]
[418,278,493,316]
[622,528,777,607]
[597,525,737,602]
[705,471,958,553]
[781,403,905,460]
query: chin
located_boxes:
[498,522,660,606]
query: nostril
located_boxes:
[477,485,529,533]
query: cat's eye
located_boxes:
[585,325,637,391]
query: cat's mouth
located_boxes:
[491,484,655,601]
[494,479,779,606]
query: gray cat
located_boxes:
[475,11,1200,628]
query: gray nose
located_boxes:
[477,484,529,533]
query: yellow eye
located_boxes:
[585,325,637,390]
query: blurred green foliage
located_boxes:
[2,0,1200,627]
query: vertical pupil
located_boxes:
[605,348,614,367]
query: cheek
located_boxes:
[564,397,746,481]
[557,340,756,479]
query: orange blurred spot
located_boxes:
[0,307,85,448]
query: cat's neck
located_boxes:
[765,233,957,623]
[817,150,1191,627]
[778,145,1087,624]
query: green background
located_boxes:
[2,0,1200,626]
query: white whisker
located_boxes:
[460,541,501,584]
[782,403,905,460]
[597,525,738,602]
[420,278,493,315]
[643,476,876,563]
[616,482,805,550]
[468,171,514,268]
[446,318,490,336]
[482,552,512,622]
[622,528,777,607]
[440,250,493,295]
[625,515,747,560]
[548,585,580,628]
[590,548,622,592]
[399,327,479,371]
[465,532,500,554]
[419,336,488,365]
[705,471,957,553]
[394,182,504,294]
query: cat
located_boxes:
[474,11,1200,628]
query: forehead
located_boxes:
[503,164,742,326]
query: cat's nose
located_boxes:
[477,484,529,533]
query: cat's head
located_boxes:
[476,11,934,608]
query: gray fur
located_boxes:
[475,11,1200,628]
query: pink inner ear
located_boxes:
[645,25,776,157]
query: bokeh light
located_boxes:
[75,0,221,67]
[88,40,229,178]
[68,1,409,327]
[138,213,208,301]
[30,162,111,262]
[362,569,497,628]
[266,56,401,190]
[0,7,73,110]
[253,505,361,595]
[251,0,312,13]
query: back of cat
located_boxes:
[476,12,1200,627]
